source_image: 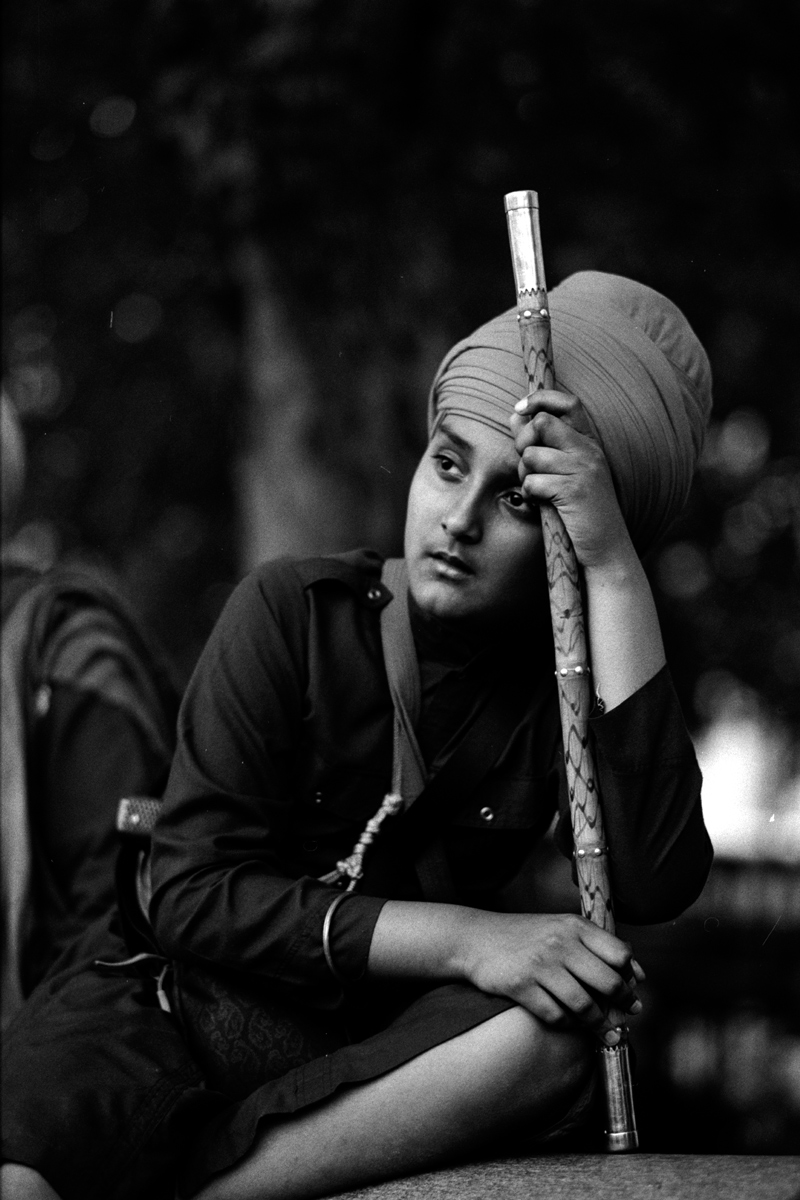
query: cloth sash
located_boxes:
[378,559,427,809]
[377,559,532,902]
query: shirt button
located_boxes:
[303,839,319,853]
[366,587,382,602]
[479,806,495,823]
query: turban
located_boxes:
[429,271,712,550]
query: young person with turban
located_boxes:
[1,272,714,1200]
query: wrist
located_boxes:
[581,533,642,586]
[449,907,499,988]
[367,900,479,982]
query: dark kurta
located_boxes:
[2,549,712,1200]
[152,548,711,983]
[147,549,711,1192]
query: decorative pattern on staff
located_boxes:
[504,189,639,1152]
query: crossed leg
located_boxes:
[0,1164,63,1200]
[191,1004,592,1200]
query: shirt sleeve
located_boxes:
[553,665,712,923]
[149,564,385,1011]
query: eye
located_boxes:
[501,489,537,518]
[433,453,461,478]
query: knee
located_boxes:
[0,1164,64,1200]
[490,1006,593,1113]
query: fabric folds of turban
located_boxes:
[429,270,712,550]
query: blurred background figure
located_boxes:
[1,393,178,1025]
[3,0,799,1152]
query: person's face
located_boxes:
[404,414,545,628]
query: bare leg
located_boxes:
[0,1164,63,1200]
[192,1005,591,1200]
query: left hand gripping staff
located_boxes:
[504,189,639,1153]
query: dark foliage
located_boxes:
[4,0,800,716]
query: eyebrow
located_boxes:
[433,420,473,454]
[434,420,522,487]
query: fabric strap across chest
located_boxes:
[378,559,530,902]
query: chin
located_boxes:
[409,576,481,624]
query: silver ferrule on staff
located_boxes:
[504,189,546,296]
[504,188,639,1154]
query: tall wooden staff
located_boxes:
[504,190,638,1152]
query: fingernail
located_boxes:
[603,1027,622,1046]
[629,999,643,1015]
[514,398,528,412]
[632,959,646,978]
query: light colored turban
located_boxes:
[429,271,713,550]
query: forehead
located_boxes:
[431,413,519,476]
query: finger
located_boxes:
[517,445,576,481]
[514,390,593,436]
[538,969,610,1031]
[578,916,633,974]
[514,389,578,419]
[599,1021,627,1047]
[519,472,579,509]
[563,946,642,1015]
[522,986,573,1028]
[520,415,599,465]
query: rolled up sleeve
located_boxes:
[555,666,713,923]
[149,563,385,1010]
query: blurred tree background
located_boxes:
[4,0,798,704]
[3,0,800,1152]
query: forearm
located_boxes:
[583,538,665,713]
[367,900,642,1035]
[366,899,476,982]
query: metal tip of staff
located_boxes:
[504,190,539,213]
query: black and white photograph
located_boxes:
[2,3,799,1199]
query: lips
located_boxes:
[430,550,474,577]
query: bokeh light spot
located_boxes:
[89,95,137,138]
[8,305,58,357]
[722,498,774,557]
[112,294,163,343]
[6,363,63,417]
[656,540,712,600]
[704,408,771,481]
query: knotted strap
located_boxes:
[323,559,533,903]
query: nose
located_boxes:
[442,489,482,543]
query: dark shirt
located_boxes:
[150,550,712,1013]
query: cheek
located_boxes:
[404,468,437,553]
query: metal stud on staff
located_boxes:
[504,189,639,1153]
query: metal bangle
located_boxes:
[322,892,351,984]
